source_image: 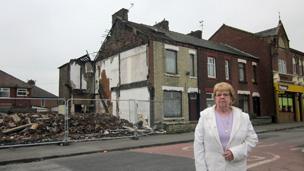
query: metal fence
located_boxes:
[0,97,164,148]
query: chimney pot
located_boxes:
[187,30,202,39]
[153,19,169,31]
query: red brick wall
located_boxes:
[197,47,259,115]
[209,25,275,117]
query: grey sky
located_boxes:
[1,0,303,96]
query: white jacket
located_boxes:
[194,106,258,171]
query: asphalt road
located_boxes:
[0,128,303,171]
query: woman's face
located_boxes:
[215,90,232,109]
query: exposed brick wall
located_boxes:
[97,21,147,60]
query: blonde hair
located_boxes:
[213,82,236,104]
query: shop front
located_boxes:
[274,83,304,122]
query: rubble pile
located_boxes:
[0,112,145,145]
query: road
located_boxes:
[0,128,303,171]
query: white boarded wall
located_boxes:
[120,45,148,84]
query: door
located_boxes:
[189,92,199,121]
[252,96,261,117]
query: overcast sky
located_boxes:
[1,0,303,96]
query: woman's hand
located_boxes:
[224,149,234,161]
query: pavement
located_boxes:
[0,122,304,165]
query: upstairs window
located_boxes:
[293,57,297,74]
[189,53,197,77]
[207,57,216,78]
[165,49,177,74]
[0,88,10,97]
[299,59,303,76]
[238,62,246,82]
[252,64,257,83]
[17,88,27,96]
[278,59,287,74]
[225,60,230,80]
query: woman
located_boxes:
[194,82,258,171]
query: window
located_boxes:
[238,63,246,82]
[0,88,10,97]
[278,59,287,74]
[189,53,196,76]
[238,94,249,113]
[165,49,177,74]
[302,60,304,76]
[225,60,230,80]
[163,91,182,117]
[299,59,303,76]
[17,88,27,96]
[252,65,257,83]
[206,93,214,107]
[278,94,294,112]
[207,57,216,78]
[292,57,297,74]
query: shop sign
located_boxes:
[279,85,288,91]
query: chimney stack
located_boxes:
[27,79,36,87]
[153,19,169,30]
[187,30,202,39]
[112,8,129,25]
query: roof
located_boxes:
[0,70,30,88]
[31,86,57,98]
[0,70,57,98]
[124,21,257,59]
[102,20,258,60]
[58,54,92,69]
[255,27,278,37]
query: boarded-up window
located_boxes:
[163,91,182,117]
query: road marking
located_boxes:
[290,147,302,151]
[181,146,193,151]
[248,155,265,162]
[248,152,280,169]
[257,143,278,148]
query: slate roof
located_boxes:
[31,86,57,98]
[255,27,278,37]
[109,20,258,60]
[0,70,57,98]
[0,70,30,88]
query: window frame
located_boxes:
[225,60,230,80]
[207,57,216,78]
[238,62,246,82]
[278,58,287,74]
[0,88,10,98]
[17,88,28,97]
[252,65,257,83]
[292,57,297,74]
[238,94,249,113]
[163,91,182,118]
[189,53,196,77]
[206,92,214,107]
[165,49,178,74]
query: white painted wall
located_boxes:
[120,45,148,84]
[95,55,119,93]
[95,44,150,124]
[112,87,150,124]
[70,62,81,89]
